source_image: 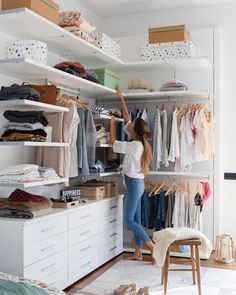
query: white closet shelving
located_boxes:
[0,178,69,188]
[96,143,113,148]
[93,115,124,122]
[0,142,69,147]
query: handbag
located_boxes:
[22,83,59,105]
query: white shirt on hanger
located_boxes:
[168,109,180,162]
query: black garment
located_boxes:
[155,190,168,231]
[0,84,40,101]
[1,129,47,138]
[0,208,33,219]
[4,110,48,126]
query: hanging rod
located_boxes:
[47,80,81,96]
[147,171,213,179]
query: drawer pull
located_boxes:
[109,246,117,252]
[81,245,92,252]
[80,261,92,268]
[109,233,117,238]
[80,230,91,236]
[41,263,55,272]
[110,219,117,224]
[80,214,91,220]
[41,244,55,252]
[41,226,55,233]
[110,205,117,210]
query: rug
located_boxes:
[78,260,236,295]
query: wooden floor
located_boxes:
[65,251,236,294]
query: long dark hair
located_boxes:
[133,118,153,175]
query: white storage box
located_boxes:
[141,41,197,62]
[6,40,48,64]
[92,32,121,60]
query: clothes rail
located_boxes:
[99,97,211,104]
[47,80,81,96]
[148,171,213,179]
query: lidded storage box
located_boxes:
[92,68,120,90]
[149,25,189,44]
[6,40,48,64]
[2,0,59,24]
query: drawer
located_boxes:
[42,267,68,291]
[100,224,123,247]
[24,232,67,267]
[100,238,123,265]
[99,211,122,232]
[68,251,99,286]
[68,205,99,229]
[68,220,100,246]
[69,235,99,264]
[100,197,123,218]
[24,215,67,246]
[24,249,67,281]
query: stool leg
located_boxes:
[164,249,170,295]
[161,266,164,285]
[195,246,202,295]
[191,245,196,285]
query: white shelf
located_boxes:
[96,143,113,148]
[0,100,69,112]
[0,178,68,188]
[148,171,213,178]
[90,172,121,177]
[93,115,124,122]
[98,90,210,102]
[0,8,123,68]
[0,59,116,98]
[0,142,69,147]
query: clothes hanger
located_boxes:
[165,180,180,196]
[149,181,160,196]
[153,180,169,195]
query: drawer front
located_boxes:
[68,205,99,229]
[100,197,123,218]
[24,232,67,266]
[100,224,123,247]
[100,238,123,265]
[68,252,99,286]
[69,235,99,264]
[24,215,67,246]
[68,220,100,246]
[99,211,122,232]
[24,249,67,281]
[42,267,68,291]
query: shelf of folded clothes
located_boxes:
[0,59,116,97]
[91,106,124,122]
[0,100,69,113]
[0,178,69,188]
[0,8,123,67]
[96,143,113,148]
[93,114,124,122]
[90,172,121,177]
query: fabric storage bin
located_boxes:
[2,0,59,24]
[69,184,106,200]
[92,68,120,90]
[6,40,47,64]
[149,25,189,44]
[92,32,121,60]
[141,41,197,62]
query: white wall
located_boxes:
[100,2,236,242]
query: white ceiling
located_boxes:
[78,0,236,18]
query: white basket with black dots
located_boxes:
[141,41,197,62]
[92,32,121,60]
[6,39,48,64]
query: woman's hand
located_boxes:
[115,85,124,100]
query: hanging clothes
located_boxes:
[152,108,162,171]
[161,109,169,167]
[168,109,180,163]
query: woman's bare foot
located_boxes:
[144,241,157,265]
[125,248,143,261]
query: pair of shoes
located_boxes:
[113,283,138,295]
[137,287,150,295]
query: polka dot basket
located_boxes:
[6,39,48,64]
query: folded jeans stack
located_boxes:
[59,11,96,44]
[96,124,109,144]
[0,110,49,142]
[54,61,98,83]
[0,189,53,219]
[0,84,40,101]
[128,77,154,93]
[159,79,189,91]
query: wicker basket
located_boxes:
[215,234,235,263]
[69,184,106,200]
[85,181,118,198]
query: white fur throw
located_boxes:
[152,227,213,267]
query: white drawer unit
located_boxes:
[0,196,124,290]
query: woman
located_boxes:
[110,85,155,263]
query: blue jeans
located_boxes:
[124,175,150,248]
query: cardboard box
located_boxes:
[149,25,189,44]
[2,0,59,24]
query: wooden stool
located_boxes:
[161,238,202,295]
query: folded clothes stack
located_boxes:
[59,11,96,44]
[54,61,98,83]
[0,110,49,142]
[0,189,53,219]
[96,124,109,144]
[159,79,189,91]
[0,164,59,184]
[91,106,112,117]
[87,160,121,174]
[128,77,154,93]
[0,84,40,101]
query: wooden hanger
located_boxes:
[149,181,160,196]
[57,94,89,110]
[165,181,180,196]
[153,181,169,195]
